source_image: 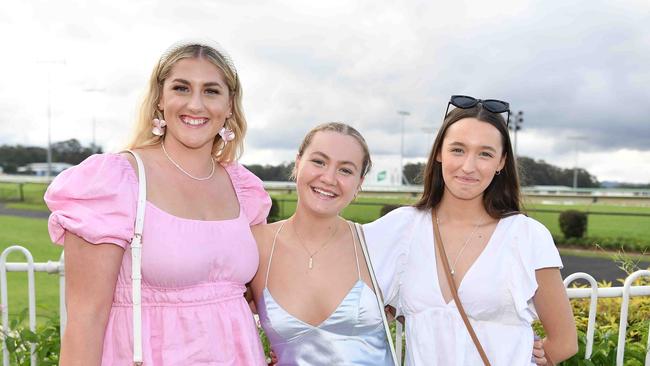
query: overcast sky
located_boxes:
[1,0,649,183]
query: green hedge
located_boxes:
[553,235,650,253]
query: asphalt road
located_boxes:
[560,253,649,284]
[1,204,647,283]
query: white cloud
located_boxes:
[1,0,648,184]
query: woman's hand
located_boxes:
[532,336,547,365]
[268,350,278,365]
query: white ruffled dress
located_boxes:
[364,207,562,366]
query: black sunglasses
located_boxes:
[444,95,510,125]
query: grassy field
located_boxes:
[0,215,62,320]
[1,187,648,322]
[271,193,650,241]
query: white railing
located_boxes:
[392,271,650,366]
[0,246,65,366]
[1,245,649,365]
[564,271,650,366]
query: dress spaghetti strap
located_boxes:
[264,221,286,289]
[346,220,362,280]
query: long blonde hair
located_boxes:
[127,41,246,162]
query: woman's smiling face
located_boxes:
[437,117,506,202]
[158,57,232,150]
[294,130,365,217]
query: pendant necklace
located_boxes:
[436,216,482,277]
[161,142,215,181]
[292,218,340,269]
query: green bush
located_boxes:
[1,309,60,365]
[552,235,649,253]
[380,204,402,217]
[559,210,588,238]
[268,197,280,222]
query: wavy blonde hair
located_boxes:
[127,41,246,162]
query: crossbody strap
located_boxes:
[431,210,491,366]
[125,150,146,366]
[350,222,400,366]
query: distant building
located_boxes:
[17,162,73,176]
[363,155,402,187]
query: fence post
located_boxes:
[564,272,598,359]
[59,251,66,335]
[616,269,650,366]
[1,246,38,366]
[18,183,24,202]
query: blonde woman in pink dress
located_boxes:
[45,41,271,365]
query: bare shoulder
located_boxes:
[252,221,285,251]
[252,221,283,241]
[119,147,159,174]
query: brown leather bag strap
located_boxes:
[432,210,491,366]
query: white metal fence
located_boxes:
[1,245,649,365]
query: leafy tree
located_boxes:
[0,140,100,172]
[403,162,425,184]
[244,162,294,181]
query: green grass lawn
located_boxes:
[0,215,62,321]
[271,193,650,240]
[1,190,648,321]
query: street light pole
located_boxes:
[568,136,587,190]
[39,60,66,179]
[509,111,524,159]
[84,88,106,152]
[397,110,410,185]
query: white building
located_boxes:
[363,154,402,187]
[17,162,73,176]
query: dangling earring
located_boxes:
[219,113,235,143]
[152,118,166,136]
[495,170,501,175]
[219,127,235,143]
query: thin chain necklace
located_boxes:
[436,216,482,277]
[291,218,340,269]
[161,142,215,181]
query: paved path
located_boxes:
[0,203,50,219]
[560,253,649,284]
[1,205,647,283]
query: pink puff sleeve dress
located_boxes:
[44,153,271,365]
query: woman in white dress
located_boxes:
[364,96,578,365]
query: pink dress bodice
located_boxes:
[45,153,271,365]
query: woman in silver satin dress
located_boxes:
[249,122,394,365]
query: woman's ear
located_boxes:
[498,153,507,171]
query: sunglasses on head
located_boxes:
[444,95,511,125]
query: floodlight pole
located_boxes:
[568,136,587,190]
[84,88,106,152]
[39,60,66,179]
[510,111,524,159]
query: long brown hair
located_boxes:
[414,105,521,218]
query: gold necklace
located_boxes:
[436,216,482,277]
[161,142,215,181]
[291,218,340,269]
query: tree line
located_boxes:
[0,141,629,188]
[245,158,603,188]
[403,157,600,187]
[0,139,101,173]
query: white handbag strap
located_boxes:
[351,222,400,366]
[125,150,145,365]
